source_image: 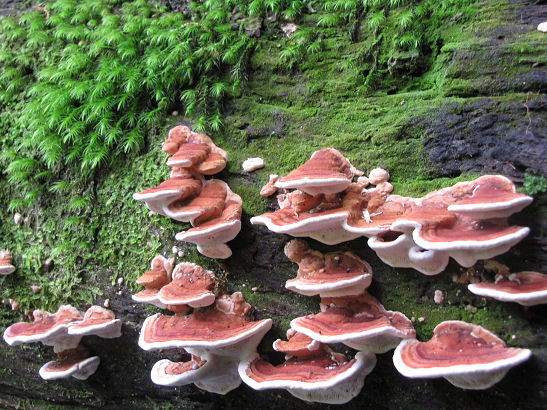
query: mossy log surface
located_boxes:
[0,0,546,408]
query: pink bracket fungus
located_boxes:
[174,181,243,259]
[283,239,372,297]
[445,175,533,219]
[134,126,242,258]
[291,293,416,353]
[132,255,174,308]
[0,249,15,275]
[260,174,279,197]
[132,169,203,216]
[157,262,217,308]
[138,277,272,395]
[468,270,547,306]
[393,320,531,389]
[274,148,363,195]
[239,330,377,404]
[3,305,122,380]
[139,292,272,356]
[254,164,532,274]
[67,306,122,339]
[163,125,227,175]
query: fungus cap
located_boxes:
[157,262,217,308]
[239,351,377,404]
[132,256,173,307]
[272,329,326,359]
[393,320,531,389]
[67,306,122,338]
[291,293,415,353]
[3,305,83,352]
[139,293,272,358]
[275,148,361,195]
[132,175,203,216]
[175,186,242,259]
[447,175,533,219]
[260,175,279,197]
[251,208,360,245]
[368,168,390,185]
[468,271,547,306]
[163,128,227,174]
[165,179,227,224]
[367,232,449,276]
[284,239,373,297]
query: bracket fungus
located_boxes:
[162,125,228,175]
[133,126,241,258]
[239,330,377,404]
[157,262,217,308]
[274,148,363,195]
[174,181,243,259]
[3,305,121,380]
[283,239,373,297]
[253,153,532,274]
[0,249,15,275]
[468,270,547,306]
[135,261,272,395]
[291,292,416,354]
[393,320,531,389]
[132,255,174,308]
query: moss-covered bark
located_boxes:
[0,0,546,408]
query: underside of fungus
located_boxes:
[3,305,121,380]
[252,162,532,274]
[468,270,547,306]
[133,126,241,258]
[393,320,531,389]
[239,330,377,404]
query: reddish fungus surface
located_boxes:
[5,307,82,339]
[69,307,116,331]
[277,149,356,190]
[141,311,268,344]
[246,356,357,383]
[400,322,525,369]
[166,143,211,167]
[473,271,547,294]
[158,263,216,305]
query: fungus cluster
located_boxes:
[3,305,121,380]
[238,240,415,403]
[134,257,272,394]
[253,149,532,274]
[0,249,15,275]
[133,126,242,258]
